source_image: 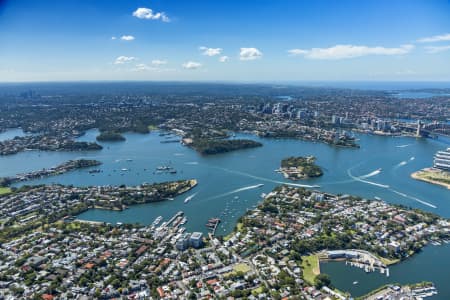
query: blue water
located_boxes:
[0,128,449,298]
[321,243,450,299]
[0,128,28,141]
[393,92,450,99]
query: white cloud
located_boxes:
[111,36,117,40]
[120,35,135,41]
[288,44,414,60]
[219,56,229,63]
[239,48,263,61]
[417,33,450,43]
[182,61,202,69]
[424,45,450,54]
[132,63,175,72]
[287,49,308,56]
[133,64,153,71]
[151,59,168,66]
[132,7,170,22]
[199,46,222,56]
[114,56,136,64]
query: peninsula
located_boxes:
[96,131,126,142]
[0,179,197,242]
[411,168,450,189]
[186,138,262,155]
[0,159,102,186]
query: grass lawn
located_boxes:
[148,125,158,130]
[233,263,251,274]
[378,256,400,266]
[0,187,11,195]
[223,222,243,241]
[252,286,265,295]
[301,254,320,284]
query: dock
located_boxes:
[206,218,221,236]
[163,211,184,228]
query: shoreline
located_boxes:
[411,168,450,190]
[91,179,198,210]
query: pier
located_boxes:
[163,211,184,228]
[206,218,221,236]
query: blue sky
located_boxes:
[0,0,449,82]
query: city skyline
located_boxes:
[1,0,450,82]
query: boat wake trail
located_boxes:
[216,167,319,188]
[347,169,390,188]
[395,161,408,168]
[185,161,199,165]
[396,144,412,148]
[184,192,198,203]
[359,168,382,179]
[390,189,436,209]
[206,184,264,200]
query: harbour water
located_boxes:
[321,243,450,299]
[393,91,450,99]
[0,128,28,141]
[0,128,449,298]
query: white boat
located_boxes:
[152,216,163,226]
[353,281,358,285]
[184,192,197,203]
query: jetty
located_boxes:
[206,217,221,235]
[164,211,184,228]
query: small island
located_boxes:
[411,168,450,189]
[277,156,323,180]
[96,131,126,142]
[186,138,262,155]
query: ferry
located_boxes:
[374,196,381,200]
[184,193,197,203]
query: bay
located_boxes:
[0,128,449,298]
